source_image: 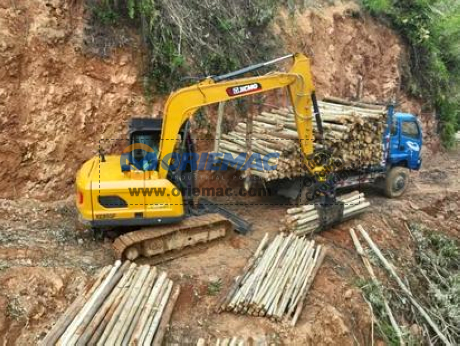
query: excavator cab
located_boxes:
[121,118,161,172]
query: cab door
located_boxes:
[390,119,422,169]
[400,120,422,169]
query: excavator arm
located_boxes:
[157,53,322,179]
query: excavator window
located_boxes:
[131,132,160,171]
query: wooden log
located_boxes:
[121,267,158,344]
[143,280,174,345]
[286,244,317,318]
[253,234,294,306]
[71,262,133,345]
[218,233,269,312]
[96,267,146,345]
[250,235,289,308]
[88,266,138,345]
[138,276,170,344]
[275,240,314,318]
[349,229,404,345]
[236,235,283,311]
[265,238,303,316]
[129,271,168,345]
[321,97,385,110]
[151,284,181,346]
[216,102,386,183]
[58,260,123,345]
[106,265,150,345]
[76,263,137,346]
[261,238,298,314]
[291,247,327,326]
[40,266,111,346]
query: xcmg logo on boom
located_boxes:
[120,146,281,172]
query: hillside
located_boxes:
[0,0,437,200]
[0,0,458,345]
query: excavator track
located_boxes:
[112,213,233,260]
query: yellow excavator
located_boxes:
[76,53,326,260]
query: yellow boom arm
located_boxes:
[158,53,318,179]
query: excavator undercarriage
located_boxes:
[113,199,251,260]
[113,213,232,260]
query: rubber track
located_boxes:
[112,213,233,259]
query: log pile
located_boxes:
[40,261,180,346]
[218,233,326,326]
[216,98,387,181]
[280,191,370,235]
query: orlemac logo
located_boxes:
[226,83,262,97]
[120,143,158,179]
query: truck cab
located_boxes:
[383,107,423,197]
[388,112,423,170]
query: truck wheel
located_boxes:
[385,167,410,198]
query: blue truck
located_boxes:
[273,103,423,201]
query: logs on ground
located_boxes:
[218,233,326,326]
[41,261,180,346]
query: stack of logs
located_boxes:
[218,233,326,326]
[280,191,370,235]
[41,261,180,346]
[216,98,387,181]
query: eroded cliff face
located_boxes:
[0,1,429,200]
[0,0,149,199]
[276,3,421,112]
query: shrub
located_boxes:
[362,0,460,147]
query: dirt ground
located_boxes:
[0,146,457,345]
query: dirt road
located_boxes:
[0,148,458,345]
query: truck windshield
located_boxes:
[401,121,420,139]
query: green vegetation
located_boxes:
[410,223,460,337]
[357,223,459,344]
[91,0,120,25]
[357,279,404,345]
[6,296,26,321]
[362,0,460,147]
[207,278,222,296]
[90,0,280,94]
[90,1,458,145]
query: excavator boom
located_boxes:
[158,53,321,179]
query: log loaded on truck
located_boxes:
[252,100,423,203]
[75,53,422,260]
[336,103,422,197]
